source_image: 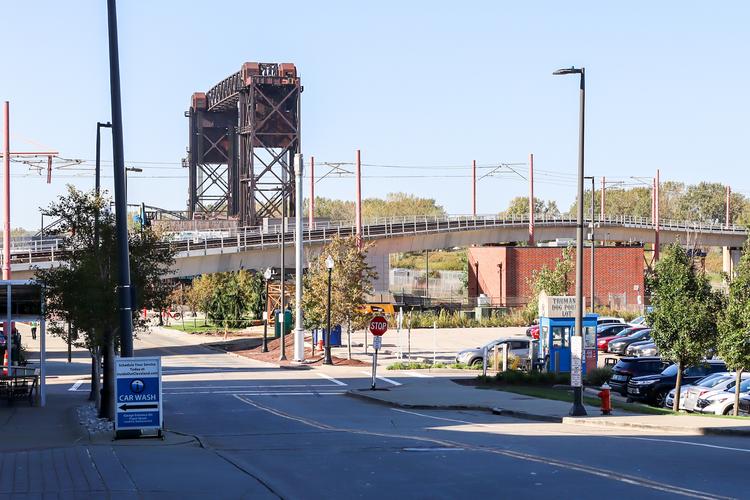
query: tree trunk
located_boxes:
[673,360,684,411]
[91,348,101,411]
[347,319,352,360]
[734,369,742,416]
[88,348,99,402]
[99,331,116,420]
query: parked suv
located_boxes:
[607,329,652,355]
[627,360,728,407]
[609,357,667,396]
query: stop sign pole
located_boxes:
[369,316,388,390]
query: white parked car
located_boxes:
[664,373,729,410]
[597,316,626,326]
[695,377,750,415]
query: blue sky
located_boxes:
[2,1,749,228]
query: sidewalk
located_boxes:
[346,375,750,436]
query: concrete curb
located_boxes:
[490,408,563,423]
[561,416,750,437]
[345,390,490,411]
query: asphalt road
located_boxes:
[142,329,748,500]
[14,327,750,499]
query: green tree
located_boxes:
[302,236,377,359]
[646,243,722,410]
[36,186,175,419]
[523,246,574,320]
[304,193,446,223]
[676,182,746,224]
[503,196,560,218]
[717,241,750,415]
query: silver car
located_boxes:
[627,341,658,357]
[455,338,530,366]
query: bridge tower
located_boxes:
[186,62,301,225]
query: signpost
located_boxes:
[115,356,163,439]
[570,336,583,388]
[369,316,388,389]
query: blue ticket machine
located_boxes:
[539,314,598,373]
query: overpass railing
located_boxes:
[4,214,747,268]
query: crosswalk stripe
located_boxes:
[360,371,402,386]
[317,373,347,386]
[68,380,85,392]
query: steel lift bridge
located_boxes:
[186,62,301,226]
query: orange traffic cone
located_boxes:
[2,351,7,376]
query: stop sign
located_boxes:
[369,315,388,336]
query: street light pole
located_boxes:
[106,0,134,357]
[263,268,272,353]
[324,255,334,365]
[554,65,587,417]
[585,176,595,312]
[95,122,112,248]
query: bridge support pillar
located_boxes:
[723,246,741,279]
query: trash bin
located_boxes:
[313,325,342,346]
[273,310,293,339]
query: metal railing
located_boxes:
[5,213,747,268]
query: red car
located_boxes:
[597,326,647,351]
[526,325,539,340]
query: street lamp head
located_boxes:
[325,255,334,270]
[553,66,583,76]
[264,267,272,280]
[125,167,143,173]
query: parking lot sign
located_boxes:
[115,356,163,437]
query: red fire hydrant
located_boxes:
[598,383,612,415]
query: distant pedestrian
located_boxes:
[31,321,37,340]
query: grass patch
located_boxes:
[387,361,480,370]
[165,322,249,334]
[478,384,673,415]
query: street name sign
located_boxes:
[369,316,388,336]
[570,336,583,387]
[115,356,163,437]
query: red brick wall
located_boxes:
[468,246,645,309]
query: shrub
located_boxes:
[585,367,613,387]
[490,370,570,386]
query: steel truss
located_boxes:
[186,62,301,225]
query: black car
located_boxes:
[739,394,750,416]
[627,360,728,407]
[597,323,630,338]
[607,329,652,355]
[609,357,667,396]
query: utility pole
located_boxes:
[107,0,134,357]
[308,156,314,227]
[2,102,9,282]
[654,169,660,262]
[726,185,731,228]
[585,176,595,311]
[355,150,362,249]
[528,153,534,245]
[600,176,605,221]
[472,159,476,217]
[294,153,304,362]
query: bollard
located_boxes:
[482,346,488,377]
[502,343,508,372]
[493,344,500,372]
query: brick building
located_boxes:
[467,246,645,311]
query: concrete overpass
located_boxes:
[8,214,747,294]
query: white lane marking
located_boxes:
[359,371,402,386]
[163,391,346,396]
[165,384,334,390]
[68,380,85,392]
[610,436,750,454]
[403,371,432,378]
[317,373,347,386]
[233,395,727,500]
[403,447,465,452]
[392,408,478,425]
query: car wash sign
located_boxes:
[115,356,162,433]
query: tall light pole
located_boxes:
[294,153,305,362]
[107,0,134,357]
[262,267,272,353]
[553,65,587,417]
[95,122,112,248]
[324,255,334,365]
[585,176,595,312]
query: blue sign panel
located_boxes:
[115,356,162,432]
